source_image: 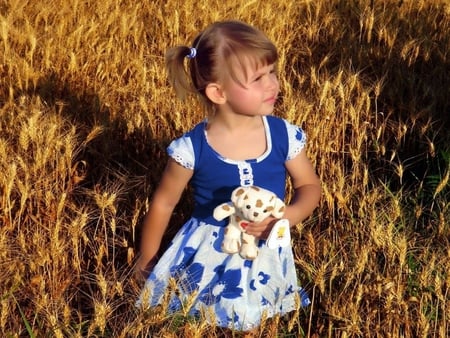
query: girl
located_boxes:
[137,20,321,331]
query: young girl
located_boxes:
[137,20,321,330]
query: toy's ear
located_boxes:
[213,202,235,220]
[271,197,286,218]
[231,187,246,205]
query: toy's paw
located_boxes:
[221,239,240,254]
[239,243,259,260]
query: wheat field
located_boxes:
[0,0,449,337]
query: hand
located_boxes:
[244,217,278,240]
[135,255,159,280]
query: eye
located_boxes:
[246,205,251,209]
[253,75,263,82]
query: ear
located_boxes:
[205,83,226,105]
[231,187,245,205]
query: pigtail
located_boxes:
[165,46,194,100]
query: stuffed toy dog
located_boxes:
[213,186,286,260]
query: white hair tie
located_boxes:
[186,47,197,59]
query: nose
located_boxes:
[253,212,259,217]
[265,73,279,91]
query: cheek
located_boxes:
[230,87,250,101]
[269,75,280,92]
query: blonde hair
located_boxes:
[165,20,278,114]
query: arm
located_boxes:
[137,158,193,277]
[245,149,321,238]
[282,148,321,225]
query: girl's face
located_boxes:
[221,60,279,117]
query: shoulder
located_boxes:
[167,137,195,170]
[266,116,307,160]
[265,114,285,126]
[185,120,207,137]
[282,119,306,143]
[266,115,304,133]
[167,120,206,170]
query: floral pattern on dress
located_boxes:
[198,266,244,306]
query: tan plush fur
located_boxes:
[213,186,285,259]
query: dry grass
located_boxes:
[1,0,449,336]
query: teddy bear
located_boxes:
[213,186,286,260]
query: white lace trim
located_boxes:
[285,120,307,160]
[237,162,254,186]
[167,136,195,169]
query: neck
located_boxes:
[208,113,264,132]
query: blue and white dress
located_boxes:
[138,115,310,330]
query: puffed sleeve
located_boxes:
[284,120,307,160]
[167,135,195,170]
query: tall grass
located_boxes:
[0,0,449,336]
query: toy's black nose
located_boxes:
[253,212,259,217]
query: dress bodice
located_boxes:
[167,115,306,225]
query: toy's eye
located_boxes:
[263,209,268,213]
[246,205,251,209]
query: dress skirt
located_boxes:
[138,217,310,330]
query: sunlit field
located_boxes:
[1,0,449,336]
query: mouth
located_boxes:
[264,96,277,104]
